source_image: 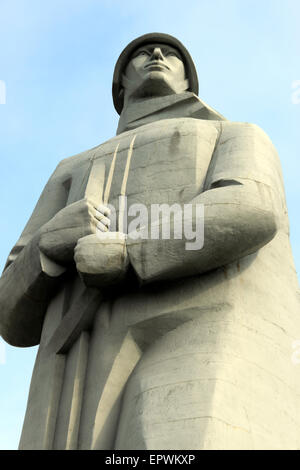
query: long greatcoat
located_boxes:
[0,92,299,449]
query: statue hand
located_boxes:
[39,199,110,264]
[74,232,129,287]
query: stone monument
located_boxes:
[0,33,299,450]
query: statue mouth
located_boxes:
[144,61,170,71]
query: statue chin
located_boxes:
[130,74,187,100]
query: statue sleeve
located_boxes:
[126,122,285,284]
[0,163,67,347]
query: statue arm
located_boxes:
[0,163,67,347]
[126,122,284,284]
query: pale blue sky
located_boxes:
[0,0,299,449]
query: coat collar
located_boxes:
[117,91,226,134]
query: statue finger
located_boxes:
[95,211,110,227]
[96,220,109,232]
[96,204,111,216]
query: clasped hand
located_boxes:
[38,198,129,286]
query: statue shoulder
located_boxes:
[208,120,283,197]
[219,120,275,148]
[54,142,107,176]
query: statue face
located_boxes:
[122,42,189,104]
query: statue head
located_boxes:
[112,33,199,114]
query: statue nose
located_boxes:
[151,47,164,61]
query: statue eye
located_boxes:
[166,51,178,57]
[136,50,149,57]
